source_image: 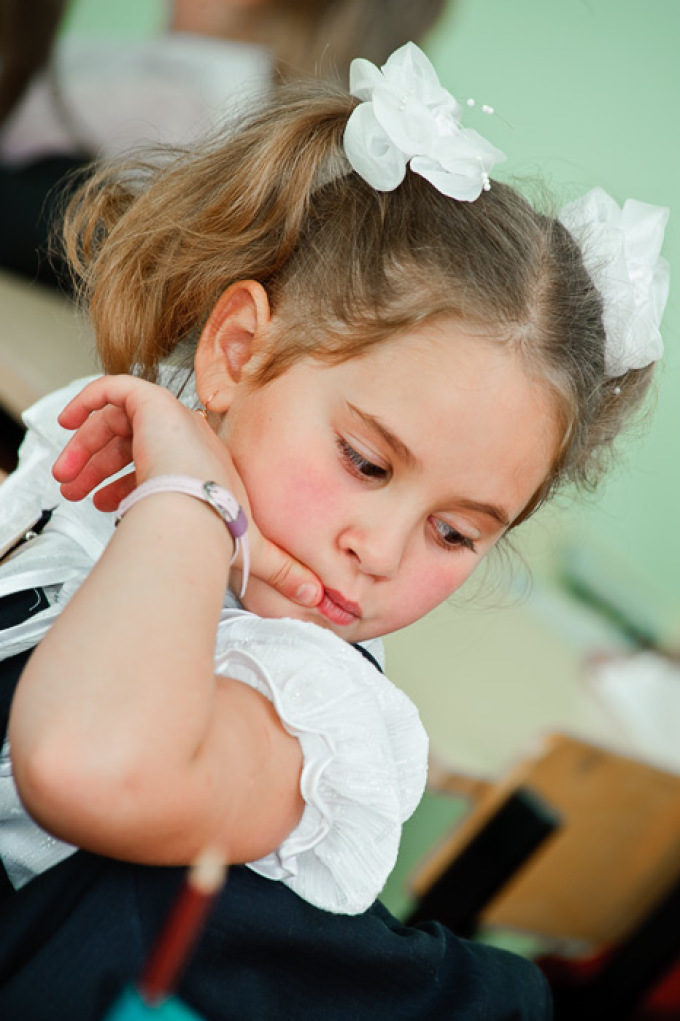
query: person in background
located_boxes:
[0,0,446,289]
[170,0,448,82]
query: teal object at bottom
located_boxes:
[102,985,205,1020]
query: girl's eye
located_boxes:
[432,518,477,553]
[337,438,388,480]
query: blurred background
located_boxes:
[1,0,679,958]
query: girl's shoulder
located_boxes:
[213,608,429,915]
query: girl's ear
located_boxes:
[194,280,271,411]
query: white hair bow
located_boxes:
[559,187,670,377]
[343,42,506,202]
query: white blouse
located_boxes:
[0,379,428,915]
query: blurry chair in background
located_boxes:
[409,735,680,1020]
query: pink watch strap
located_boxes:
[115,475,249,597]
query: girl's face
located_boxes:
[218,319,560,642]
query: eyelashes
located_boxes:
[336,437,389,479]
[431,518,477,553]
[337,437,477,554]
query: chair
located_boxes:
[407,734,680,1019]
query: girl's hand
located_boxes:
[52,375,322,608]
[54,375,228,504]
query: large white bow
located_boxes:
[343,42,506,202]
[559,187,670,377]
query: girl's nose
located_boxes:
[339,517,411,580]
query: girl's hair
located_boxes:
[62,79,654,524]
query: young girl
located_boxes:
[0,42,668,1020]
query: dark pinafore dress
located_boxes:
[0,584,551,1021]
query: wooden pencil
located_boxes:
[139,849,227,1005]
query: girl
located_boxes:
[0,42,668,1019]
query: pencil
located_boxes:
[139,848,227,1006]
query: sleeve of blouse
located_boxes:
[213,612,428,916]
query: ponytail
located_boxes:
[63,81,354,379]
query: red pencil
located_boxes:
[139,849,227,1006]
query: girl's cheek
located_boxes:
[247,461,338,553]
[408,560,474,616]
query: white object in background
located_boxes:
[1,34,272,165]
[588,651,680,774]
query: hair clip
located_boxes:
[343,42,505,202]
[559,187,670,377]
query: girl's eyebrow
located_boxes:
[346,402,418,468]
[456,498,510,529]
[346,402,511,528]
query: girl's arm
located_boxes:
[8,376,311,866]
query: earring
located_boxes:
[198,391,218,421]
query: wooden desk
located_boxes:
[382,583,655,921]
[410,734,680,948]
[0,271,97,420]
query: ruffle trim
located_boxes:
[213,612,428,914]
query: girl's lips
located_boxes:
[317,588,362,626]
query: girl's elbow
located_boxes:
[11,736,85,837]
[10,726,147,843]
[10,731,209,861]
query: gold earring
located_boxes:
[198,391,218,421]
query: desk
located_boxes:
[0,271,97,420]
[382,579,641,919]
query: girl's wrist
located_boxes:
[116,475,250,597]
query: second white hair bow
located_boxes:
[559,187,670,377]
[343,42,506,202]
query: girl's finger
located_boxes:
[251,538,322,608]
[56,374,142,429]
[54,405,133,482]
[58,435,134,502]
[91,471,137,512]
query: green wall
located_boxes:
[427,0,680,640]
[62,0,164,36]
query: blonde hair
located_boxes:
[62,79,654,523]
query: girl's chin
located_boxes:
[238,581,303,620]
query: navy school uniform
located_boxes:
[0,599,552,1020]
